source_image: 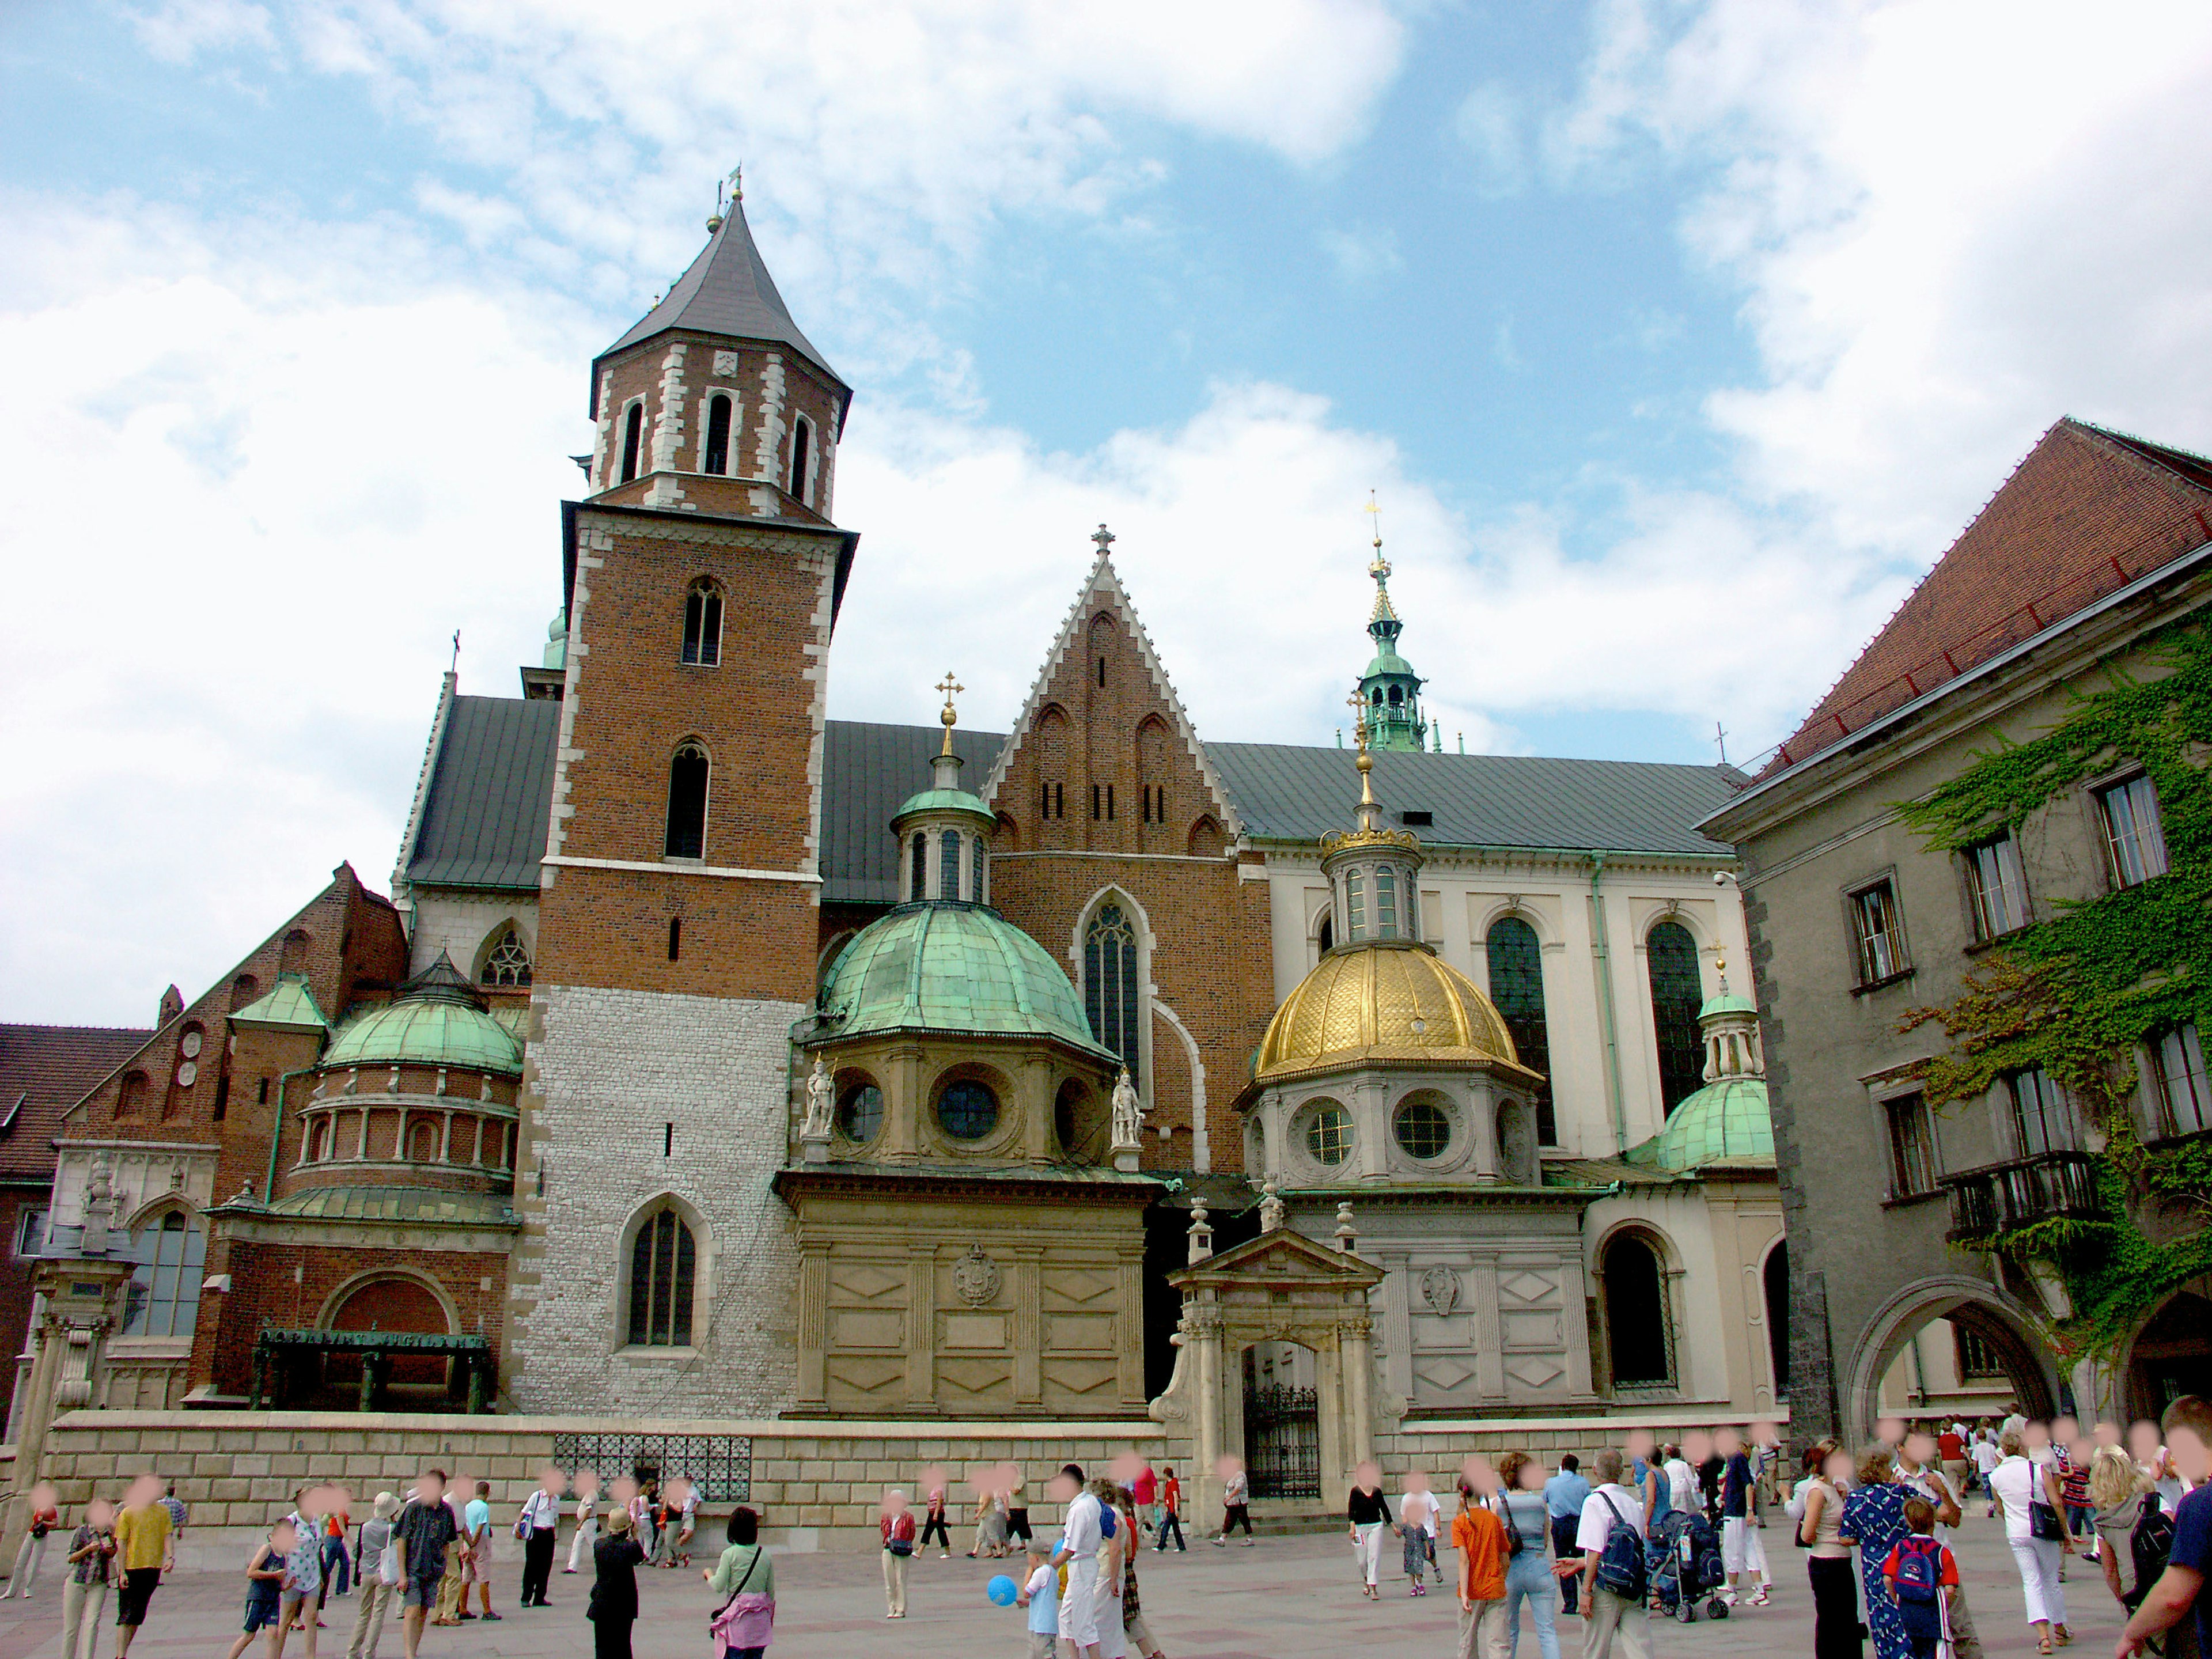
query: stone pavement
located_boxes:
[0,1508,2131,1658]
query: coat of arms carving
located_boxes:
[1420,1266,1461,1317]
[953,1243,1002,1308]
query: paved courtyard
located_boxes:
[0,1510,2131,1658]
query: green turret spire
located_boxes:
[1355,493,1427,751]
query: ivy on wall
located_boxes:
[1897,615,2212,1360]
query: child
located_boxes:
[1879,1497,1957,1659]
[224,1520,292,1659]
[1014,1544,1058,1659]
[1396,1480,1437,1597]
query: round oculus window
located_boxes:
[937,1078,1000,1141]
[179,1031,202,1059]
[838,1082,884,1143]
[1393,1099,1451,1160]
[1305,1103,1351,1166]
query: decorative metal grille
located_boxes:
[1244,1385,1320,1500]
[551,1433,752,1503]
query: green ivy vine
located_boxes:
[1896,615,2212,1362]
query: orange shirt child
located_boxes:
[1452,1499,1507,1604]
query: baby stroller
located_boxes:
[1646,1509,1729,1622]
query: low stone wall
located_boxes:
[37,1411,1168,1552]
[1376,1403,1796,1479]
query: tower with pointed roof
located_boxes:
[507,178,862,1419]
[1354,497,1429,752]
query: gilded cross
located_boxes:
[1091,523,1115,553]
[936,671,964,704]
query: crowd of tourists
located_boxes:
[6,1395,2212,1658]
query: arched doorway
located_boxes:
[1243,1342,1320,1499]
[1844,1277,2057,1437]
[1763,1243,1790,1400]
[2130,1291,2212,1419]
[329,1276,453,1396]
[1603,1233,1673,1389]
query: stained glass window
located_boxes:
[1646,921,1704,1116]
[1085,903,1140,1086]
[123,1211,205,1338]
[628,1209,695,1347]
[1486,916,1555,1143]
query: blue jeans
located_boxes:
[1504,1551,1560,1659]
[321,1535,349,1598]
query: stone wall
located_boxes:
[503,983,804,1419]
[34,1411,1165,1552]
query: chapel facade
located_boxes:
[13,192,1789,1487]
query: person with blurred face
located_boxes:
[224,1517,290,1659]
[1896,1431,1980,1659]
[1048,1467,1103,1659]
[61,1499,118,1659]
[1347,1465,1392,1601]
[878,1490,915,1621]
[2118,1395,2212,1659]
[393,1472,456,1659]
[1715,1429,1771,1608]
[1990,1426,2071,1653]
[5,1482,61,1599]
[1574,1448,1650,1659]
[587,1509,645,1659]
[565,1478,598,1575]
[347,1493,400,1659]
[1799,1448,1856,1659]
[517,1472,562,1607]
[111,1476,174,1658]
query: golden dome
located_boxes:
[1255,942,1535,1085]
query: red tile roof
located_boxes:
[0,1024,153,1184]
[1763,419,2212,778]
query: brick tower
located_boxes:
[504,178,859,1415]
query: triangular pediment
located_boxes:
[1168,1224,1384,1293]
[980,547,1241,837]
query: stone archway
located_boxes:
[2128,1290,2212,1420]
[1843,1274,2058,1438]
[1157,1224,1385,1517]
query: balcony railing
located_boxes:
[1941,1150,2103,1243]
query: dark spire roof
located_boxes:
[592,197,847,418]
[395,949,489,1012]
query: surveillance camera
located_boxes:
[1713,871,1727,886]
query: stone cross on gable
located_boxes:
[1091,523,1115,554]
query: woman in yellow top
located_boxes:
[112,1478,175,1658]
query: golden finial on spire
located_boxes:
[1364,490,1389,580]
[1344,691,1377,808]
[935,671,964,755]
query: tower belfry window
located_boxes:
[619,402,644,484]
[664,743,709,860]
[681,581,722,666]
[910,834,927,901]
[789,415,813,502]
[703,393,732,475]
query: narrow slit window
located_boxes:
[789,415,813,502]
[703,393,732,475]
[972,835,986,904]
[1105,785,1114,821]
[941,830,962,900]
[1375,868,1397,937]
[1345,870,1365,941]
[910,833,927,901]
[619,402,644,484]
[667,917,681,961]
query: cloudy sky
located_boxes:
[6,0,2212,1024]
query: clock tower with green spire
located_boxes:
[1355,494,1430,751]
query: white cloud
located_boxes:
[1559,0,2212,554]
[1453,80,1527,195]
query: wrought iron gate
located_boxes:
[1244,1383,1320,1499]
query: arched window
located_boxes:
[1374,867,1398,938]
[909,833,926,902]
[117,1070,148,1116]
[627,1207,696,1347]
[1646,921,1705,1115]
[789,415,813,502]
[1486,916,1555,1144]
[1317,915,1335,954]
[1388,685,1403,707]
[279,928,312,975]
[619,401,644,483]
[408,1120,440,1163]
[230,974,260,1011]
[1084,903,1140,1085]
[664,743,709,859]
[1603,1233,1672,1387]
[122,1210,206,1338]
[702,392,733,476]
[480,927,531,988]
[681,581,722,667]
[941,830,962,900]
[1763,1243,1789,1398]
[838,1081,884,1143]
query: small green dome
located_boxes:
[324,953,522,1076]
[1700,989,1757,1019]
[891,786,994,827]
[1626,1077,1774,1173]
[817,903,1115,1058]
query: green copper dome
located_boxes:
[817,903,1115,1059]
[323,953,523,1077]
[891,786,994,825]
[1625,1077,1774,1173]
[1699,988,1757,1019]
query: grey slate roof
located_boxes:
[1206,743,1745,858]
[405,696,562,891]
[593,201,846,414]
[821,721,1007,904]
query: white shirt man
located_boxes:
[1051,1480,1104,1658]
[1575,1454,1653,1659]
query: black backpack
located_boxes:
[1593,1493,1647,1600]
[2128,1493,2176,1612]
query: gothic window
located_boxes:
[910,833,927,902]
[229,974,259,1010]
[664,743,709,859]
[681,581,722,667]
[1486,916,1555,1144]
[1603,1233,1672,1387]
[122,1210,205,1339]
[702,392,733,475]
[1084,903,1141,1085]
[619,401,644,484]
[627,1207,696,1347]
[279,928,311,975]
[480,927,531,988]
[1186,816,1224,858]
[936,1078,999,1141]
[941,830,962,900]
[789,415,813,502]
[1645,921,1704,1116]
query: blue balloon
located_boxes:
[987,1574,1018,1607]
